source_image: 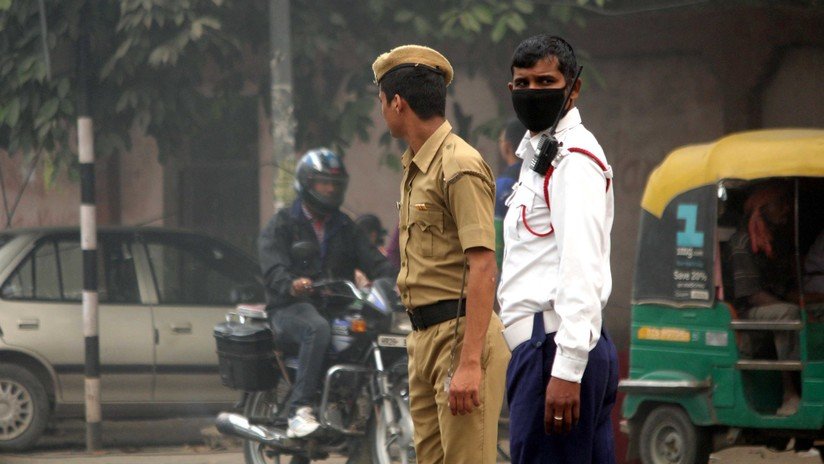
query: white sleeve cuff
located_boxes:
[551,352,588,383]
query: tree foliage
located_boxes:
[0,0,604,181]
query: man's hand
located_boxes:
[447,247,496,416]
[448,360,482,416]
[544,376,580,434]
[290,277,314,297]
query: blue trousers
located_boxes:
[268,301,331,413]
[507,312,619,464]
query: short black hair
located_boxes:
[379,66,446,120]
[503,118,526,151]
[356,214,386,236]
[510,34,577,90]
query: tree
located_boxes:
[0,0,605,182]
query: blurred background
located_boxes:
[0,0,823,435]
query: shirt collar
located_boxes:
[515,107,582,160]
[401,120,453,174]
[301,203,321,223]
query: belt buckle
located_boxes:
[406,309,422,331]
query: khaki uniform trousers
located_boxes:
[407,313,509,464]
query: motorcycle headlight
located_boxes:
[390,311,412,335]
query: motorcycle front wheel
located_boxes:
[368,362,416,464]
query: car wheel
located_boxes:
[0,363,49,451]
[639,405,711,464]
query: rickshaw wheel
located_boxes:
[639,405,711,464]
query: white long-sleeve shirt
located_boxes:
[498,107,614,383]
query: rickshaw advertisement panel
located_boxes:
[633,185,717,307]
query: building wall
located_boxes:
[0,152,80,228]
[761,47,824,128]
[0,132,164,231]
[581,55,725,348]
[119,130,164,227]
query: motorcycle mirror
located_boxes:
[291,240,319,267]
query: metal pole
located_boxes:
[270,0,296,209]
[77,1,101,451]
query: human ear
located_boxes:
[570,78,582,101]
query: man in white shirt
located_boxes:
[498,34,619,464]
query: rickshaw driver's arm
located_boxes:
[544,155,610,435]
[448,246,497,417]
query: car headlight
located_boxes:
[390,311,412,334]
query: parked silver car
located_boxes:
[0,227,264,450]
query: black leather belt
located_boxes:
[407,299,466,331]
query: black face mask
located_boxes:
[511,88,566,133]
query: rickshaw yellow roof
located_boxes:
[641,129,824,218]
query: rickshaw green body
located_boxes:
[621,129,824,454]
[624,302,824,429]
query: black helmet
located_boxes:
[295,148,349,214]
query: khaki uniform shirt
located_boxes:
[397,121,496,310]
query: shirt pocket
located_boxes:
[505,182,552,240]
[409,209,444,257]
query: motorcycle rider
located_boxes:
[258,148,396,438]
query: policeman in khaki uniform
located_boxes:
[372,45,510,464]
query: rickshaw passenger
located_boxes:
[730,182,800,416]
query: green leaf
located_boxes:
[395,10,414,22]
[413,17,429,34]
[38,98,59,121]
[116,91,133,112]
[57,79,69,98]
[491,18,508,42]
[6,98,20,126]
[459,13,480,32]
[198,17,221,30]
[37,120,52,139]
[0,0,12,11]
[148,46,172,66]
[191,21,203,39]
[472,5,493,24]
[550,5,572,23]
[506,12,527,32]
[113,38,133,60]
[513,0,534,14]
[43,156,55,188]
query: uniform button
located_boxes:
[534,341,543,348]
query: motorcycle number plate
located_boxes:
[377,334,407,348]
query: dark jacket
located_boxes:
[259,200,396,308]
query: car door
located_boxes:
[139,231,264,402]
[0,232,154,403]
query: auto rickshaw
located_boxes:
[619,129,824,464]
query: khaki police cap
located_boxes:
[372,45,453,86]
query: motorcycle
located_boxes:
[214,275,415,464]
